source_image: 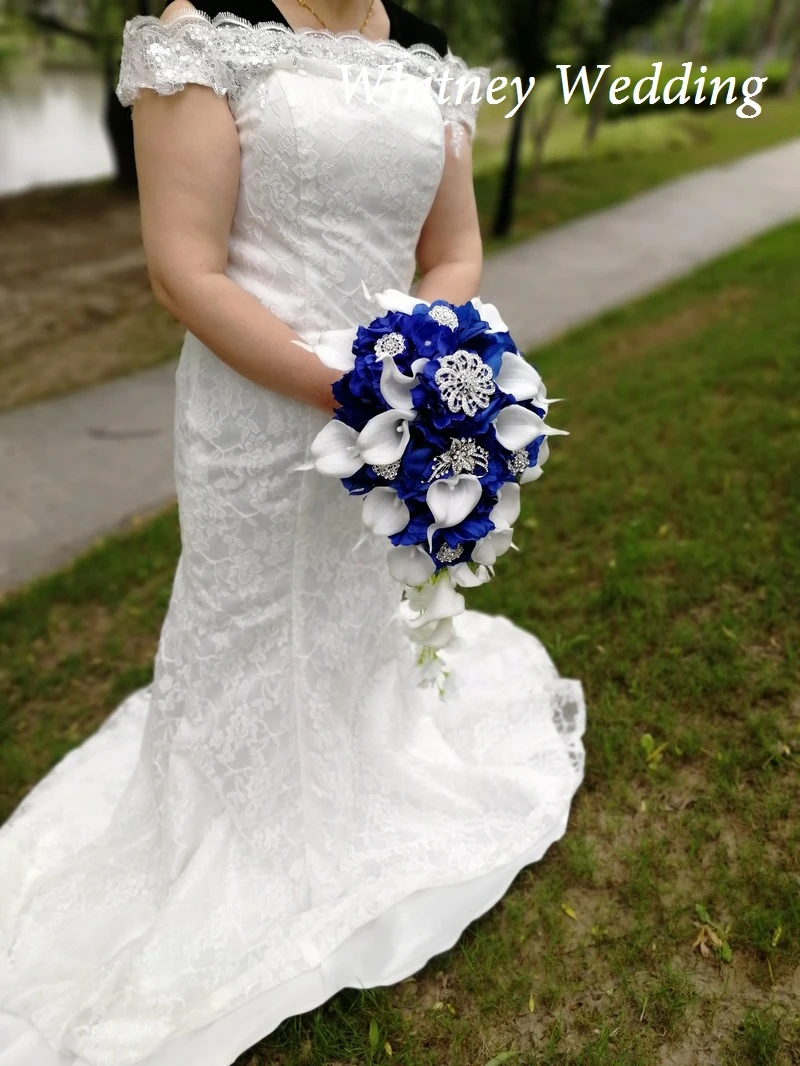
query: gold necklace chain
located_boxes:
[292,0,376,33]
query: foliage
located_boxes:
[702,0,768,56]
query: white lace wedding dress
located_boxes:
[0,11,586,1066]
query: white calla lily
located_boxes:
[493,404,569,452]
[400,571,465,627]
[472,528,514,566]
[489,481,521,531]
[495,352,544,402]
[294,326,358,373]
[387,544,436,586]
[363,281,426,316]
[403,616,456,649]
[520,437,550,483]
[520,465,544,484]
[425,473,483,550]
[449,562,492,588]
[380,357,426,414]
[357,409,414,465]
[362,487,410,537]
[470,296,509,333]
[310,420,363,477]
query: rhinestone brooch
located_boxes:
[435,543,464,563]
[375,332,406,360]
[434,350,496,416]
[372,461,401,480]
[428,305,459,331]
[507,449,530,476]
[428,437,490,481]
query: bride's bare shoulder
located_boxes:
[161,0,198,22]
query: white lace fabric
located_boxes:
[115,10,490,145]
[0,15,586,1066]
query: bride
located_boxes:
[0,2,586,1063]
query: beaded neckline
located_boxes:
[126,9,448,65]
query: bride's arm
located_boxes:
[414,131,483,306]
[132,10,340,414]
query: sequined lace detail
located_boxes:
[116,10,490,143]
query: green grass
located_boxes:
[2,222,800,1064]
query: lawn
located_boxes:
[2,216,798,1062]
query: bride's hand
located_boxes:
[317,369,343,416]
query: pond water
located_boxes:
[0,67,114,197]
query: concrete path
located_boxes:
[2,138,799,591]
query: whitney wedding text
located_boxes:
[340,62,769,120]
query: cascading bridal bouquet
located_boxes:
[294,284,568,694]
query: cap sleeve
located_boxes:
[116,13,232,107]
[437,54,491,157]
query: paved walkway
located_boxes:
[2,138,800,591]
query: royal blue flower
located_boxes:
[330,297,545,569]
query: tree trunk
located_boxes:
[493,89,529,239]
[675,0,705,54]
[788,49,800,95]
[784,5,800,95]
[584,79,607,147]
[106,83,138,189]
[528,86,560,187]
[752,0,785,78]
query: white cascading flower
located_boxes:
[492,404,569,452]
[425,473,483,551]
[495,351,545,403]
[356,408,415,466]
[520,438,551,484]
[309,420,363,477]
[472,482,521,566]
[387,544,437,586]
[362,487,411,537]
[470,296,508,333]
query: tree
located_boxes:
[752,0,788,77]
[785,0,800,94]
[674,0,711,56]
[9,0,156,187]
[492,0,566,238]
[581,0,683,145]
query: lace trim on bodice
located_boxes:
[116,10,490,139]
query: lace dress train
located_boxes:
[0,12,586,1066]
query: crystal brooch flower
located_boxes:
[434,350,496,416]
[428,437,490,481]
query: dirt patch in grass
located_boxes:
[0,182,184,412]
[602,285,753,363]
